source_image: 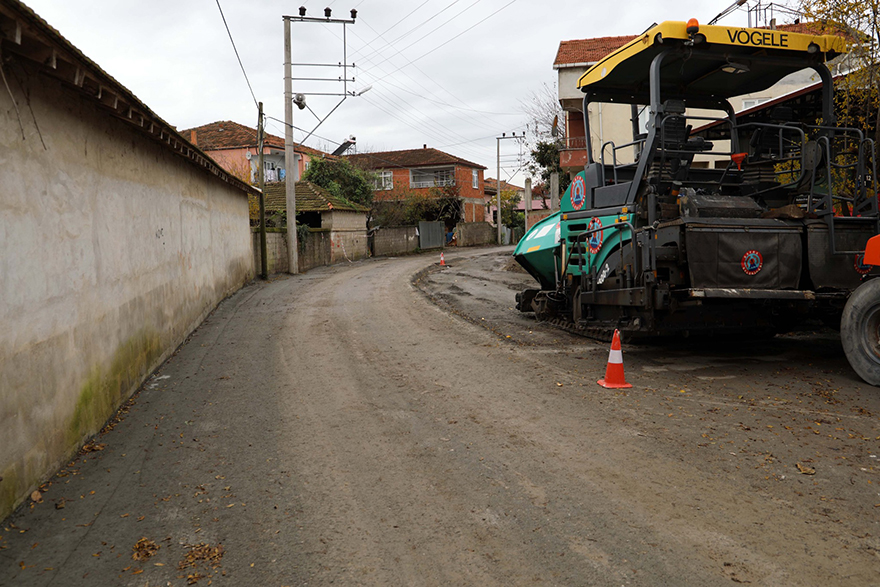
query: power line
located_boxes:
[351,0,466,63]
[357,0,481,70]
[352,18,518,122]
[370,0,518,84]
[214,0,257,108]
[357,0,431,45]
[359,94,487,158]
[347,17,513,136]
[319,10,515,141]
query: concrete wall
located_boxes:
[253,229,290,274]
[1,68,254,520]
[372,226,419,257]
[457,222,496,247]
[326,210,368,264]
[252,229,336,274]
[300,230,333,270]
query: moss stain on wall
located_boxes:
[1,329,165,519]
[66,330,162,448]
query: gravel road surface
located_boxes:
[2,246,879,586]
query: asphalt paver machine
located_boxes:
[514,20,880,384]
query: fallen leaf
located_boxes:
[796,463,816,475]
[30,491,42,503]
[132,537,160,561]
[82,442,106,453]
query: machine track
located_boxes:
[544,317,616,343]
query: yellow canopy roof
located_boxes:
[577,21,846,100]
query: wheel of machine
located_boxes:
[841,278,880,385]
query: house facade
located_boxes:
[182,120,330,185]
[346,147,487,223]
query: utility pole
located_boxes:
[283,7,360,274]
[496,139,501,245]
[496,132,522,245]
[257,102,268,279]
[283,17,299,275]
[524,177,531,232]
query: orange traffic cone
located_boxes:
[440,252,447,267]
[598,329,632,389]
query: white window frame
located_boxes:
[472,169,478,189]
[742,97,769,111]
[374,170,393,191]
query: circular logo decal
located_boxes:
[741,250,763,275]
[570,175,586,211]
[855,253,872,275]
[587,217,604,254]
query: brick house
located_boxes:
[181,120,330,184]
[346,146,487,223]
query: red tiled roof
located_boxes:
[484,178,522,195]
[345,147,486,170]
[181,120,328,158]
[263,181,368,213]
[554,35,637,66]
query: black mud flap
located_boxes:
[686,226,802,289]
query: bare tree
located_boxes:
[520,82,565,150]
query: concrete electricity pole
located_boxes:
[524,177,531,231]
[257,102,268,279]
[283,17,298,275]
[283,7,359,274]
[495,132,522,245]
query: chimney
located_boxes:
[190,130,197,145]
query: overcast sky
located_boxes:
[23,0,777,186]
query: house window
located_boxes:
[264,161,279,183]
[410,167,455,189]
[472,169,478,189]
[742,97,769,111]
[374,170,393,190]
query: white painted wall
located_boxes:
[0,68,254,519]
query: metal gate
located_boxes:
[418,221,445,250]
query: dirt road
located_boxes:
[2,247,879,586]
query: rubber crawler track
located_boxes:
[541,316,616,343]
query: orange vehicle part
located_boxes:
[865,235,880,266]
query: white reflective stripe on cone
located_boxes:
[608,349,623,364]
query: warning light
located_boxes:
[686,18,700,35]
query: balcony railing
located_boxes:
[561,136,587,150]
[410,178,456,189]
